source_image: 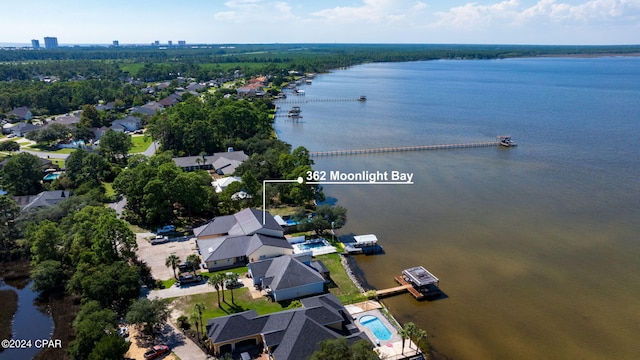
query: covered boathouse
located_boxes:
[401,266,440,299]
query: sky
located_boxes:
[3,0,639,45]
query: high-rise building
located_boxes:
[178,40,186,46]
[168,40,172,47]
[44,37,58,49]
[31,39,40,48]
[154,40,160,46]
[113,40,119,47]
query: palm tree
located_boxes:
[193,302,205,339]
[186,253,201,275]
[217,273,227,303]
[413,328,428,354]
[165,254,181,280]
[208,273,224,307]
[189,311,200,341]
[399,327,409,355]
[199,151,207,170]
[225,273,239,304]
[404,322,418,350]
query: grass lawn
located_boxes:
[130,135,152,153]
[317,253,366,304]
[103,182,115,198]
[161,278,177,289]
[50,158,65,169]
[267,206,303,217]
[172,287,291,321]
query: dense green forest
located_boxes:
[3,43,639,115]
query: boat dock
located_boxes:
[344,234,383,254]
[374,266,440,300]
[310,140,508,157]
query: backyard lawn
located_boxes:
[172,253,365,323]
[172,286,290,321]
[130,135,152,153]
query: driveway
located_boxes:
[147,281,212,300]
[136,233,199,280]
[146,277,253,300]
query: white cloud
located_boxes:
[434,0,640,30]
[214,0,300,23]
[309,0,429,24]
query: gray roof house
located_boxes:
[158,93,181,107]
[10,122,41,137]
[7,107,32,120]
[172,150,248,173]
[131,102,164,117]
[205,293,370,359]
[195,208,292,270]
[111,116,141,132]
[13,190,70,211]
[47,113,81,127]
[248,253,327,302]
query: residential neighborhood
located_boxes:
[0,44,432,360]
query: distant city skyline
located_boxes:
[3,0,640,45]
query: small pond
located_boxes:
[0,278,54,360]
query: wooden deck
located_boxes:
[395,275,425,300]
[374,276,425,300]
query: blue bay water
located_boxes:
[275,57,640,360]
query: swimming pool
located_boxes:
[43,173,59,181]
[359,315,392,341]
[298,239,328,250]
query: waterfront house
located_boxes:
[247,253,327,302]
[195,208,292,270]
[204,293,370,359]
[172,150,248,173]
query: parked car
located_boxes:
[177,263,189,272]
[225,273,243,288]
[151,235,169,245]
[157,225,175,234]
[144,344,169,359]
[178,274,202,285]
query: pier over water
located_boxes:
[310,140,512,157]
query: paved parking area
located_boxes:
[136,232,200,280]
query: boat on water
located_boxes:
[498,135,517,147]
[358,95,367,101]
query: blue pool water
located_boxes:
[43,173,59,181]
[359,315,392,341]
[298,240,328,250]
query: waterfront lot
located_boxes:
[136,233,199,280]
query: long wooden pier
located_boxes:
[276,97,365,104]
[310,141,502,157]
